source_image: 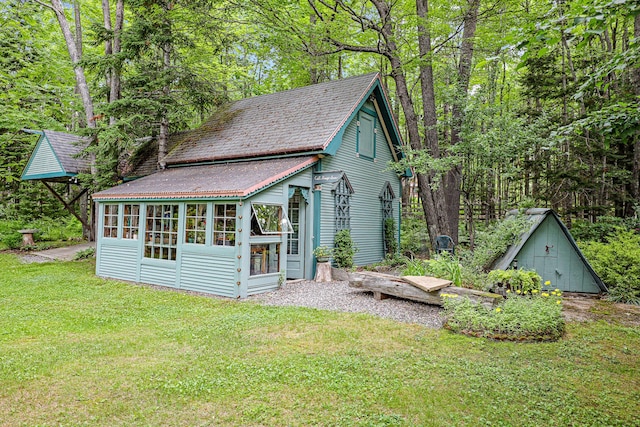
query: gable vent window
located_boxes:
[357,111,376,160]
[334,177,354,231]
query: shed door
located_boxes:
[287,188,307,279]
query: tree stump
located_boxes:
[18,229,38,246]
[315,262,333,282]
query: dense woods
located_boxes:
[1,0,638,241]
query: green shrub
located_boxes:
[400,217,430,256]
[400,254,463,286]
[73,247,95,260]
[571,216,640,242]
[442,292,565,341]
[333,229,357,269]
[462,213,530,272]
[579,230,640,305]
[487,269,542,294]
[383,218,398,255]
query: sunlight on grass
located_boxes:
[0,253,638,426]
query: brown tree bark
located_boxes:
[446,0,481,242]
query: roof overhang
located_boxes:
[92,156,319,201]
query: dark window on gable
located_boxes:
[357,112,376,160]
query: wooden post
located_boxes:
[315,262,333,282]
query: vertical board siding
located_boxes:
[140,263,177,288]
[97,245,139,281]
[320,110,400,266]
[24,140,63,177]
[180,254,236,297]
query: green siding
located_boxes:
[22,137,65,179]
[180,253,236,297]
[97,244,139,280]
[515,217,601,293]
[320,107,401,266]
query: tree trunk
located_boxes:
[446,0,481,243]
[158,6,172,170]
[50,0,95,129]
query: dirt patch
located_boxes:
[562,295,640,326]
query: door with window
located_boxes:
[287,188,308,279]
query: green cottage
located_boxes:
[91,73,409,297]
[492,208,607,294]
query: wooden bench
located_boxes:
[336,269,502,309]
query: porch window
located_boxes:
[250,243,280,276]
[185,203,207,244]
[103,204,118,238]
[250,203,293,235]
[213,204,236,246]
[334,177,353,231]
[144,204,179,261]
[123,204,140,240]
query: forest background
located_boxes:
[0,0,639,247]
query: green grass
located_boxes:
[0,254,638,426]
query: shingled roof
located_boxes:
[92,156,319,200]
[21,129,91,181]
[162,73,384,165]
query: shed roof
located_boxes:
[161,73,396,166]
[492,208,607,292]
[21,129,91,181]
[92,156,319,201]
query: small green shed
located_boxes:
[492,208,606,294]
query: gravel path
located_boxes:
[250,279,444,328]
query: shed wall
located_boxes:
[515,216,601,293]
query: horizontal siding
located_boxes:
[140,263,177,288]
[247,274,281,295]
[25,141,64,176]
[321,111,400,266]
[180,254,236,297]
[97,245,138,281]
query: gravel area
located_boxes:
[250,279,444,328]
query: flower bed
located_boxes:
[442,289,565,342]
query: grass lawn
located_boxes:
[0,254,638,426]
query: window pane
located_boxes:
[103,204,119,238]
[185,203,207,244]
[145,204,179,260]
[212,203,236,246]
[251,203,293,235]
[250,243,280,276]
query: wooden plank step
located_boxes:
[402,276,452,292]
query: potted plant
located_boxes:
[313,245,333,262]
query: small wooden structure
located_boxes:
[335,269,502,309]
[492,209,606,294]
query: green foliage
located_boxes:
[442,293,565,341]
[463,214,531,272]
[0,217,83,250]
[401,254,463,287]
[487,269,542,294]
[570,216,640,242]
[400,217,430,256]
[580,230,640,305]
[333,229,357,269]
[312,245,333,259]
[73,247,95,260]
[383,218,398,255]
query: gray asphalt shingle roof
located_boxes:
[163,73,380,165]
[92,156,319,200]
[43,130,91,173]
